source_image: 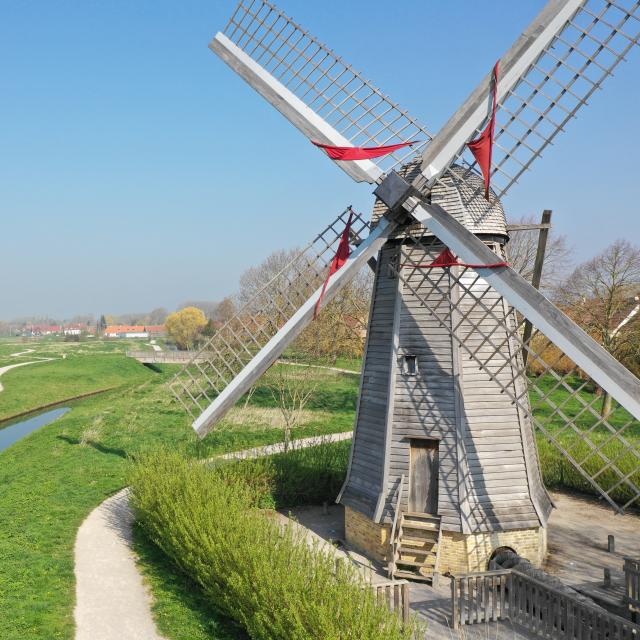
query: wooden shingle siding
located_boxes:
[372,164,508,240]
[379,241,465,532]
[338,245,398,519]
[454,261,551,531]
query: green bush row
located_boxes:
[216,439,351,509]
[536,433,640,505]
[129,448,418,640]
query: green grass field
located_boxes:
[0,342,360,640]
[0,340,638,639]
[529,373,640,505]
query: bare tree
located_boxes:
[238,248,306,305]
[557,239,640,415]
[506,215,573,292]
[265,361,319,451]
[296,267,373,362]
[213,297,237,325]
[238,248,373,362]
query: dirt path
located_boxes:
[74,431,352,640]
[10,348,35,357]
[0,360,54,392]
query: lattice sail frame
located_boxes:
[446,0,640,200]
[170,208,370,417]
[218,0,434,176]
[184,0,640,511]
[390,227,640,513]
[217,0,640,202]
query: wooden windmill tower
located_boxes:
[171,0,640,582]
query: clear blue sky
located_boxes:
[2,1,639,319]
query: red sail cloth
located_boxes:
[467,61,500,200]
[314,210,354,319]
[406,247,508,269]
[312,140,418,161]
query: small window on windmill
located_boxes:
[401,354,418,376]
[387,251,400,279]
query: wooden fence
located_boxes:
[626,558,640,614]
[451,570,511,627]
[371,579,411,626]
[126,350,210,364]
[452,570,640,639]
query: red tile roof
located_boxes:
[104,325,146,334]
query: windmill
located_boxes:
[171,0,640,582]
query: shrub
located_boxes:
[129,450,418,640]
[218,439,351,508]
[536,432,640,504]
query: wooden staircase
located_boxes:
[390,512,442,583]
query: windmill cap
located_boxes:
[372,163,507,239]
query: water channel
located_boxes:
[0,407,71,453]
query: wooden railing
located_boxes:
[387,474,405,579]
[452,569,640,639]
[126,350,211,364]
[371,579,411,626]
[451,570,511,627]
[625,558,640,613]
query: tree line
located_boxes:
[164,220,640,389]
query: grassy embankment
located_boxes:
[0,338,637,639]
[0,341,359,640]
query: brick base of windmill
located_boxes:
[344,507,546,579]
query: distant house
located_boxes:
[28,324,62,336]
[343,314,367,339]
[63,323,89,336]
[104,325,148,338]
[145,324,166,337]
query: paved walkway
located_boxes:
[277,359,360,375]
[218,430,352,460]
[73,431,353,639]
[74,489,167,640]
[10,348,35,357]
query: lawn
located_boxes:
[529,373,640,505]
[0,354,150,421]
[1,342,638,640]
[0,349,361,640]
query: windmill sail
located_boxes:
[420,0,640,198]
[170,209,396,436]
[210,0,433,183]
[187,0,640,514]
[214,0,640,200]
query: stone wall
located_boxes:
[438,527,547,574]
[344,506,391,563]
[345,505,547,574]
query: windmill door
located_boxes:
[408,439,439,514]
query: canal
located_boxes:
[0,407,71,453]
